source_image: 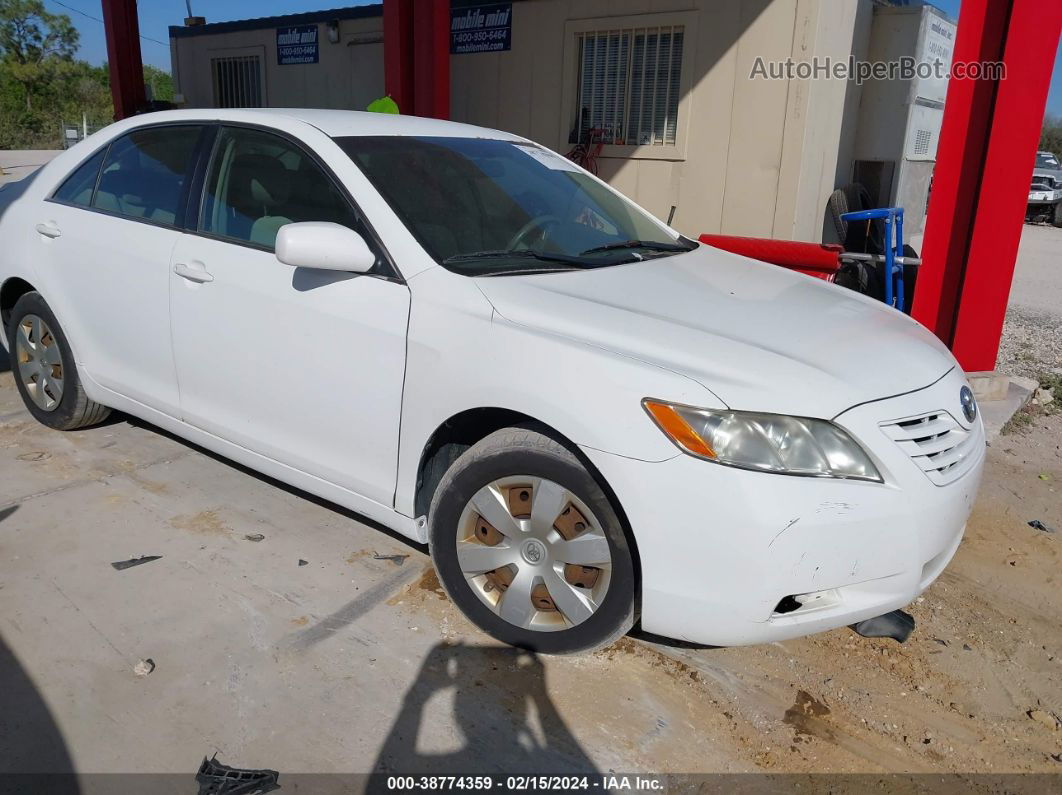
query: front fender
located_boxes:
[395,268,720,517]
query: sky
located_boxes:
[45,0,1062,116]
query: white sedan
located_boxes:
[0,110,984,653]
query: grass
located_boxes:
[1001,372,1060,435]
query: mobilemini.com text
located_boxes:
[750,55,1006,85]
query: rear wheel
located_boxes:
[6,292,110,430]
[429,427,635,654]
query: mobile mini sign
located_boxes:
[277,24,319,65]
[450,3,512,54]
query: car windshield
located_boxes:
[1036,152,1060,169]
[335,136,695,275]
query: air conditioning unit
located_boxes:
[851,3,956,233]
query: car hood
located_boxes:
[474,244,957,419]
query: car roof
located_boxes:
[117,107,527,141]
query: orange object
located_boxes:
[643,401,716,459]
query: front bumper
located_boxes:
[582,369,985,646]
[1028,191,1061,205]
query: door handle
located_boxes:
[35,222,61,239]
[173,261,214,283]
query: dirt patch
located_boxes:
[416,567,448,601]
[169,510,232,536]
[783,690,832,741]
[387,565,449,607]
[346,549,373,565]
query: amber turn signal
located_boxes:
[643,400,717,459]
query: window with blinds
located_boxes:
[212,55,263,109]
[573,26,684,147]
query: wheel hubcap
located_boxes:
[456,476,612,632]
[14,314,64,412]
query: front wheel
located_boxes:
[428,427,636,654]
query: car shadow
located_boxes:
[628,626,719,652]
[120,414,427,554]
[0,505,80,792]
[370,642,597,784]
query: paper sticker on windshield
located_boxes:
[514,145,582,172]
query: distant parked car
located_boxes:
[0,110,984,653]
[1027,151,1062,225]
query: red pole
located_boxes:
[914,0,1062,371]
[100,0,146,120]
[383,0,414,113]
[412,0,450,119]
[948,0,1062,371]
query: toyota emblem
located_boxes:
[960,385,977,423]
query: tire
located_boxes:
[428,426,636,654]
[1054,201,1062,228]
[826,188,850,244]
[6,292,111,430]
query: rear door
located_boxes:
[169,124,410,507]
[36,124,205,415]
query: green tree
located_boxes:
[143,63,173,103]
[0,0,77,110]
[1,1,175,147]
[1041,115,1062,158]
[0,0,84,147]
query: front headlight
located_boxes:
[643,399,882,482]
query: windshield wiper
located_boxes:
[579,239,691,256]
[481,266,585,277]
[444,249,586,265]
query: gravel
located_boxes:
[998,306,1062,380]
[996,225,1062,379]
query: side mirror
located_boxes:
[275,221,376,273]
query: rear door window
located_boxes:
[52,148,108,206]
[93,126,201,226]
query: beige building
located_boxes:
[170,1,877,243]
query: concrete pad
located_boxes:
[967,371,1010,402]
[980,375,1038,442]
[0,150,59,187]
[0,372,746,776]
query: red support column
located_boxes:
[383,0,414,113]
[412,0,450,119]
[100,0,146,120]
[914,0,1062,372]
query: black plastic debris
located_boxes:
[298,559,308,567]
[850,609,915,643]
[373,552,410,566]
[111,555,162,571]
[243,533,266,542]
[1029,519,1057,534]
[196,754,279,795]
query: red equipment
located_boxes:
[697,235,843,282]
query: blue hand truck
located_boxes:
[839,207,919,313]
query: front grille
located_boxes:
[880,410,982,486]
[1032,175,1056,190]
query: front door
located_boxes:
[169,125,410,507]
